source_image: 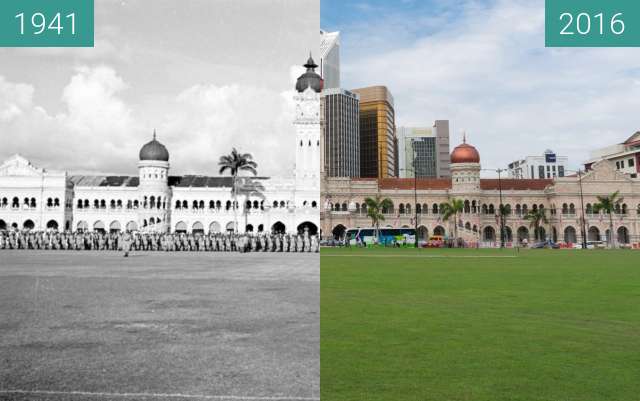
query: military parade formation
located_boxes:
[0,230,320,254]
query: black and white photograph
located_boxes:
[0,1,320,400]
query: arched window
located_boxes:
[175,200,181,209]
[133,200,139,208]
[12,197,19,208]
[255,200,260,209]
[31,198,37,208]
[94,199,99,209]
[84,199,89,208]
[569,203,576,214]
[110,200,116,209]
[182,200,188,209]
[522,204,528,214]
[216,200,222,209]
[482,204,488,214]
[209,200,215,209]
[406,204,411,215]
[199,200,205,209]
[515,204,521,215]
[100,199,106,209]
[150,196,156,208]
[127,200,132,209]
[193,200,199,209]
[47,198,53,207]
[273,200,278,208]
[488,204,495,214]
[341,202,347,211]
[622,204,628,214]
[117,199,122,208]
[562,203,568,214]
[77,199,83,209]
[416,204,422,214]
[226,201,232,210]
[464,200,470,213]
[432,203,439,214]
[399,204,405,214]
[422,203,428,214]
[280,201,286,208]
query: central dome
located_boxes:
[139,131,169,161]
[295,54,323,93]
[451,137,480,164]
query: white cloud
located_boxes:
[341,0,640,171]
[0,64,300,177]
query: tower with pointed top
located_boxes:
[293,54,322,190]
[137,130,172,232]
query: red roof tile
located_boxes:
[480,179,553,190]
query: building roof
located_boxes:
[623,131,640,146]
[379,178,452,190]
[70,175,140,187]
[70,175,269,188]
[480,179,553,191]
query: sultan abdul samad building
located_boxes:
[321,138,640,246]
[0,56,321,236]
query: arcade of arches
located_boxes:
[321,156,640,245]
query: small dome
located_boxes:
[139,131,169,161]
[296,54,323,93]
[451,137,480,164]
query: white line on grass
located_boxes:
[0,390,319,401]
[322,254,518,259]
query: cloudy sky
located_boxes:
[322,0,640,173]
[0,0,319,176]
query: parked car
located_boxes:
[531,240,560,249]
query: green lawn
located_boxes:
[321,248,640,401]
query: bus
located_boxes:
[345,227,416,246]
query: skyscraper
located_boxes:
[322,88,360,177]
[397,121,451,179]
[352,86,396,178]
[320,30,340,90]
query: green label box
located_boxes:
[0,0,93,47]
[546,0,640,47]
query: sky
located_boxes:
[0,0,319,177]
[322,0,640,173]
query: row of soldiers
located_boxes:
[0,230,320,253]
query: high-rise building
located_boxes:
[507,150,568,179]
[320,30,340,90]
[321,88,360,177]
[352,86,396,178]
[397,121,451,178]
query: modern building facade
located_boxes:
[585,132,640,179]
[0,56,321,236]
[321,139,640,247]
[397,121,451,179]
[319,30,340,90]
[352,86,396,179]
[321,88,360,177]
[507,150,568,179]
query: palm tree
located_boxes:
[237,177,265,232]
[525,208,548,241]
[440,198,464,246]
[593,190,624,248]
[363,196,393,239]
[218,148,258,232]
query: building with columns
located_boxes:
[0,56,321,236]
[321,139,640,246]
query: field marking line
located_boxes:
[0,390,319,401]
[322,254,518,259]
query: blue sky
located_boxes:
[322,0,640,172]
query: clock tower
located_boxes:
[293,54,322,190]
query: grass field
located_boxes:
[321,248,640,401]
[0,251,319,401]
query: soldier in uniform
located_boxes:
[122,230,132,257]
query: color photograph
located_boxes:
[320,0,640,400]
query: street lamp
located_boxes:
[481,168,506,248]
[399,166,419,249]
[565,169,588,249]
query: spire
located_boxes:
[462,131,467,144]
[153,129,157,140]
[304,53,318,70]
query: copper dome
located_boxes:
[139,131,169,162]
[451,139,480,164]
